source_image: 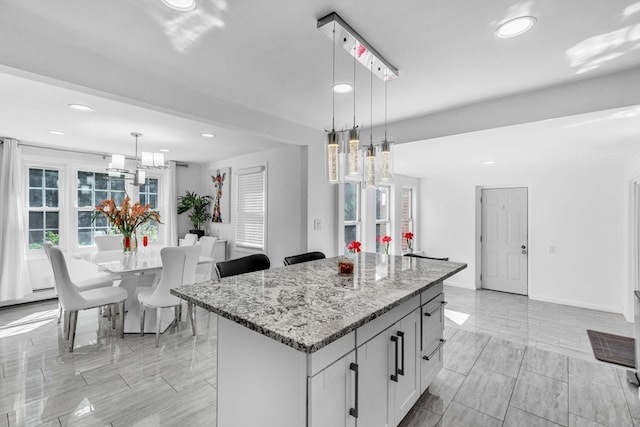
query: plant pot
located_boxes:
[190,230,205,238]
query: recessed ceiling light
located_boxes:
[159,148,171,153]
[483,160,496,165]
[332,83,353,94]
[496,16,536,38]
[68,103,94,112]
[161,0,196,11]
[48,130,64,135]
[201,133,216,138]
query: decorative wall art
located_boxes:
[210,168,230,223]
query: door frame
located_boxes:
[475,185,530,291]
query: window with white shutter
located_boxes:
[235,166,266,250]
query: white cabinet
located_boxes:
[390,309,420,425]
[357,330,391,427]
[309,286,445,427]
[309,350,357,427]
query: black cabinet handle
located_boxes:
[425,301,448,317]
[423,338,446,361]
[349,363,358,418]
[397,331,405,376]
[390,335,399,382]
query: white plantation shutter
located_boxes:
[236,166,266,249]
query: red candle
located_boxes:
[143,235,148,247]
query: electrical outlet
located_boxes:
[314,219,321,230]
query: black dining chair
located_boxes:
[283,251,326,266]
[403,253,449,261]
[216,254,271,279]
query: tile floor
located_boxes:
[0,285,636,426]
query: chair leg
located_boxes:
[111,303,117,329]
[140,303,145,337]
[68,311,78,352]
[58,303,63,324]
[188,302,196,336]
[63,310,71,341]
[155,307,161,347]
[119,301,125,339]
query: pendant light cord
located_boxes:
[353,43,356,128]
[384,76,388,142]
[332,22,336,132]
[370,59,373,144]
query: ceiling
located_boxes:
[0,0,639,165]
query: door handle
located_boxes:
[349,362,358,418]
[397,331,405,376]
[390,335,399,382]
[423,339,446,361]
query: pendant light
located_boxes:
[326,21,343,184]
[105,132,146,186]
[130,132,145,187]
[347,42,360,177]
[379,74,393,182]
[364,59,377,188]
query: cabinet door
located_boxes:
[357,330,391,427]
[309,350,356,427]
[391,309,420,425]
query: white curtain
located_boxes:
[162,160,178,247]
[0,139,33,301]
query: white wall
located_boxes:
[623,152,640,320]
[421,161,626,314]
[176,162,207,237]
[204,145,306,267]
[306,140,338,256]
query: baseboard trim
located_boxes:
[444,280,476,290]
[528,293,624,316]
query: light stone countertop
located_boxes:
[171,252,466,353]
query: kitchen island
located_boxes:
[172,253,466,427]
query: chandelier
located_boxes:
[106,132,167,186]
[318,12,396,187]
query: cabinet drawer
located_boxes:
[422,294,445,332]
[420,343,443,394]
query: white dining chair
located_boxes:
[195,236,217,282]
[43,242,116,323]
[48,246,128,352]
[95,234,124,251]
[179,233,198,247]
[138,245,202,347]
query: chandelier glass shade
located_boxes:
[106,132,166,186]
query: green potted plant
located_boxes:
[177,191,212,238]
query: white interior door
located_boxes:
[481,187,528,295]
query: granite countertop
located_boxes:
[171,252,466,353]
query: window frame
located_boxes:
[235,165,267,251]
[375,185,392,253]
[25,165,63,250]
[341,178,362,254]
[401,187,415,253]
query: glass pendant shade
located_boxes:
[379,140,393,182]
[136,169,146,184]
[347,128,360,176]
[325,131,342,184]
[364,142,377,188]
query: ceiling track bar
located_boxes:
[317,12,398,81]
[4,141,189,167]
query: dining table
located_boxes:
[76,246,214,333]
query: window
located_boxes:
[401,188,414,252]
[344,180,361,253]
[236,166,266,250]
[77,171,125,247]
[139,177,160,243]
[375,186,391,253]
[28,168,60,249]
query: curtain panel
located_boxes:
[0,138,33,301]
